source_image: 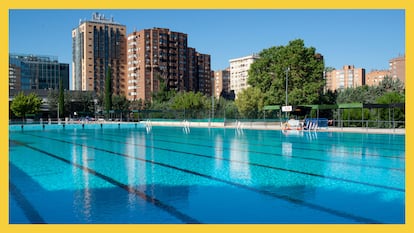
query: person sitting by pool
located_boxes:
[282,119,302,130]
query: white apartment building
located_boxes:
[229,54,259,98]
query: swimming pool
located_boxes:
[9,124,405,223]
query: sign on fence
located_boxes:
[282,106,292,112]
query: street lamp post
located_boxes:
[285,67,290,118]
[212,95,214,120]
[211,76,215,121]
[57,101,59,123]
[94,98,98,120]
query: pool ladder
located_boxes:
[183,120,191,134]
[235,120,244,135]
[145,119,152,133]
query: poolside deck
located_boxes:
[146,120,406,135]
[9,120,405,135]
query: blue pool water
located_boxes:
[9,125,405,223]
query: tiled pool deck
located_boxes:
[9,121,405,135]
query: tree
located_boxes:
[130,98,144,110]
[336,85,378,104]
[319,89,337,104]
[216,97,238,119]
[47,89,59,117]
[376,91,405,128]
[235,87,264,119]
[111,95,130,120]
[11,92,42,121]
[152,76,175,103]
[78,91,95,116]
[171,91,207,110]
[104,66,112,116]
[248,39,325,106]
[170,91,209,118]
[377,76,405,93]
[336,77,405,105]
[325,67,335,73]
[58,78,65,118]
[112,95,130,112]
[376,91,405,104]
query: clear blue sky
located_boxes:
[9,9,405,74]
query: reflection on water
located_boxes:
[282,142,292,157]
[125,133,141,208]
[214,134,223,170]
[282,130,319,142]
[282,130,303,137]
[229,136,251,182]
[72,142,92,221]
[81,146,92,221]
[9,127,405,223]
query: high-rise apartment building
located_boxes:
[229,54,259,98]
[212,69,230,99]
[389,55,405,84]
[126,28,211,101]
[187,47,198,93]
[325,65,365,91]
[365,70,390,86]
[9,53,69,91]
[72,12,127,95]
[196,52,212,96]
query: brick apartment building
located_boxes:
[126,28,211,101]
[212,68,231,99]
[72,13,127,96]
[325,65,365,91]
[389,55,405,84]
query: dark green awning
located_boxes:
[303,104,338,110]
[337,103,363,109]
[263,105,280,110]
[263,103,404,111]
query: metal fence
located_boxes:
[10,108,405,131]
[333,119,405,129]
